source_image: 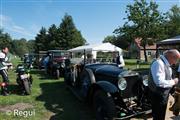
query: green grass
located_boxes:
[124,59,150,70]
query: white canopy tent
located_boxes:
[68,43,122,59]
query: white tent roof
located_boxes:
[68,43,122,53]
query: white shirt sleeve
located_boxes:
[118,55,125,67]
[0,52,5,59]
[151,60,175,88]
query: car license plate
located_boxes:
[20,74,29,79]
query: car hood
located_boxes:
[86,64,138,78]
[53,57,66,62]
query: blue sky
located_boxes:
[0,0,179,44]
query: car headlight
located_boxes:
[61,63,65,68]
[142,75,148,86]
[118,77,127,90]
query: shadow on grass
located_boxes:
[8,84,18,94]
[30,69,45,75]
[36,81,94,120]
[6,84,25,95]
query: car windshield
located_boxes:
[54,52,65,57]
[53,52,67,58]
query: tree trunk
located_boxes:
[143,45,148,62]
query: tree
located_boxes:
[27,40,35,53]
[103,35,116,43]
[34,13,86,51]
[57,13,86,50]
[102,35,130,50]
[0,29,12,50]
[47,24,59,49]
[165,5,180,37]
[114,35,131,50]
[11,38,29,57]
[34,27,48,52]
[114,0,164,62]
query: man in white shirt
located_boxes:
[0,47,12,96]
[113,52,125,68]
[148,49,180,120]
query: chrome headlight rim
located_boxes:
[142,75,148,86]
[61,62,65,68]
[118,75,127,91]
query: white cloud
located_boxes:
[0,14,35,38]
[30,24,40,33]
[13,25,25,31]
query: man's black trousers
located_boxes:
[149,89,169,120]
[0,69,9,93]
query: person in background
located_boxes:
[148,49,180,120]
[86,53,96,64]
[0,47,12,96]
[113,52,125,69]
[43,53,50,74]
[178,64,180,79]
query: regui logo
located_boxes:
[13,109,35,118]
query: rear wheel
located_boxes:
[56,69,60,79]
[93,90,116,120]
[23,79,31,95]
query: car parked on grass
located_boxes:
[47,50,68,79]
[64,54,151,120]
[33,51,47,69]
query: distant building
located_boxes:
[126,37,157,60]
[139,44,156,60]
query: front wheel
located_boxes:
[23,79,31,95]
[93,90,116,120]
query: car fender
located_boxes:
[83,68,96,84]
[87,81,118,104]
[80,68,96,97]
[96,81,118,93]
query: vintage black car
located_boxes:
[36,51,48,69]
[47,50,68,79]
[64,58,151,120]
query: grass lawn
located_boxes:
[0,58,151,120]
[124,59,151,70]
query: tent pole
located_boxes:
[84,49,86,65]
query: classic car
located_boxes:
[33,51,48,69]
[47,50,68,79]
[64,56,151,120]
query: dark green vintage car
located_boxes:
[64,58,151,120]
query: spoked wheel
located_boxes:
[93,90,116,120]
